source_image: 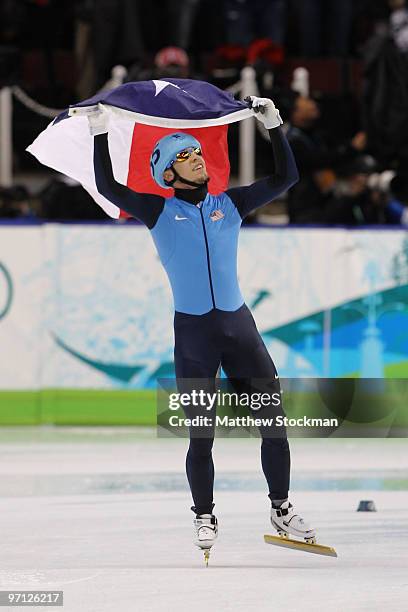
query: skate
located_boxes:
[193,514,218,566]
[265,501,337,557]
[270,500,316,543]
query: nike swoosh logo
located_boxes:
[175,215,188,221]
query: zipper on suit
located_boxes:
[198,203,216,309]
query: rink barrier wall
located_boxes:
[1,222,407,425]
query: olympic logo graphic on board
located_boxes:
[0,262,13,321]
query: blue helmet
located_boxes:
[150,132,202,189]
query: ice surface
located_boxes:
[0,429,407,612]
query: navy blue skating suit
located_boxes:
[94,127,299,514]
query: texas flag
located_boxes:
[27,79,253,219]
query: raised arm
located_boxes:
[90,108,164,229]
[226,97,299,219]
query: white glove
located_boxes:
[247,96,283,130]
[87,105,109,136]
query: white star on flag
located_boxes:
[153,80,181,97]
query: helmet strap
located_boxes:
[165,166,208,189]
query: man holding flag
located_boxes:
[89,94,316,563]
[27,80,316,564]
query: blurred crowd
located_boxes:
[1,0,408,226]
[283,91,408,225]
[0,0,394,92]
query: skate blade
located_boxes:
[196,543,213,566]
[264,534,337,557]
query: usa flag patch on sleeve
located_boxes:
[210,210,225,221]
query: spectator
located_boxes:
[385,173,408,224]
[285,93,367,222]
[291,0,353,57]
[39,176,106,221]
[74,0,96,99]
[89,0,145,91]
[224,0,287,46]
[363,0,408,165]
[322,156,382,225]
[0,186,35,219]
[389,0,408,52]
[154,47,190,79]
[141,1,203,54]
[166,0,202,50]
